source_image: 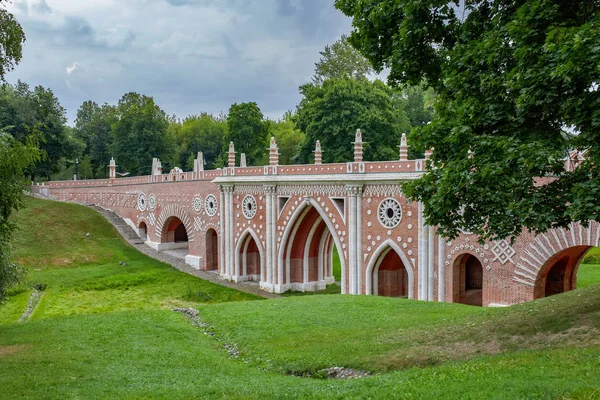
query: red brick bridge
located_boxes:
[46,131,598,306]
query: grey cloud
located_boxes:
[7,0,351,123]
[32,0,52,14]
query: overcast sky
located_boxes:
[5,0,352,124]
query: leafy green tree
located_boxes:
[336,0,600,240]
[225,102,268,166]
[295,78,411,163]
[111,93,174,176]
[0,129,41,300]
[312,34,374,84]
[265,112,305,165]
[0,82,78,180]
[173,113,227,170]
[0,1,25,81]
[74,101,115,178]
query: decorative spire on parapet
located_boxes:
[193,152,204,173]
[240,153,247,168]
[425,148,433,160]
[109,157,116,179]
[228,142,236,168]
[269,136,279,166]
[314,140,322,165]
[353,129,363,162]
[399,133,409,161]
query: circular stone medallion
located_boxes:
[205,194,218,216]
[242,195,257,219]
[148,194,157,211]
[137,192,148,211]
[192,195,203,213]
[378,198,402,228]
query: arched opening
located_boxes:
[138,221,147,241]
[158,216,190,255]
[281,205,342,292]
[205,229,218,271]
[534,246,592,299]
[239,233,261,281]
[453,254,483,306]
[372,248,409,297]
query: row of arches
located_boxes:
[138,209,596,305]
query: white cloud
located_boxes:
[66,62,79,75]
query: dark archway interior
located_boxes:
[206,229,218,271]
[376,249,408,297]
[454,254,483,306]
[534,246,591,299]
[164,217,188,243]
[239,234,260,280]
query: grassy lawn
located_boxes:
[0,197,599,399]
[0,197,260,323]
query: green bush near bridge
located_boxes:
[0,197,599,399]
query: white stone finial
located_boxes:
[228,142,236,168]
[269,136,279,166]
[240,153,247,168]
[314,140,322,165]
[353,129,363,162]
[399,133,409,161]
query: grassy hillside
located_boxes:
[0,197,260,323]
[0,196,599,399]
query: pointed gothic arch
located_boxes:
[277,198,346,292]
[235,228,264,282]
[365,240,415,299]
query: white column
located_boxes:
[347,191,356,294]
[227,186,235,280]
[218,186,225,276]
[345,185,362,295]
[418,202,429,300]
[263,185,276,291]
[438,232,446,302]
[428,224,435,301]
[356,191,363,294]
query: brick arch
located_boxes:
[235,228,264,282]
[155,204,195,242]
[514,221,600,288]
[452,253,484,306]
[365,240,415,299]
[277,198,346,291]
[533,246,594,299]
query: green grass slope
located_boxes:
[0,196,599,399]
[0,197,260,322]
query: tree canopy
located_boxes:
[225,102,268,166]
[111,92,175,176]
[295,78,411,163]
[311,34,374,84]
[0,0,25,81]
[172,113,227,170]
[336,0,600,240]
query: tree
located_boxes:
[0,1,25,81]
[225,102,268,166]
[295,78,411,163]
[336,0,600,241]
[74,101,115,178]
[111,93,175,176]
[265,112,305,165]
[312,34,374,84]
[0,82,78,180]
[172,113,227,170]
[0,129,41,300]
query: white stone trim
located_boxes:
[235,228,264,282]
[185,255,202,269]
[277,198,347,294]
[365,239,415,299]
[214,172,423,186]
